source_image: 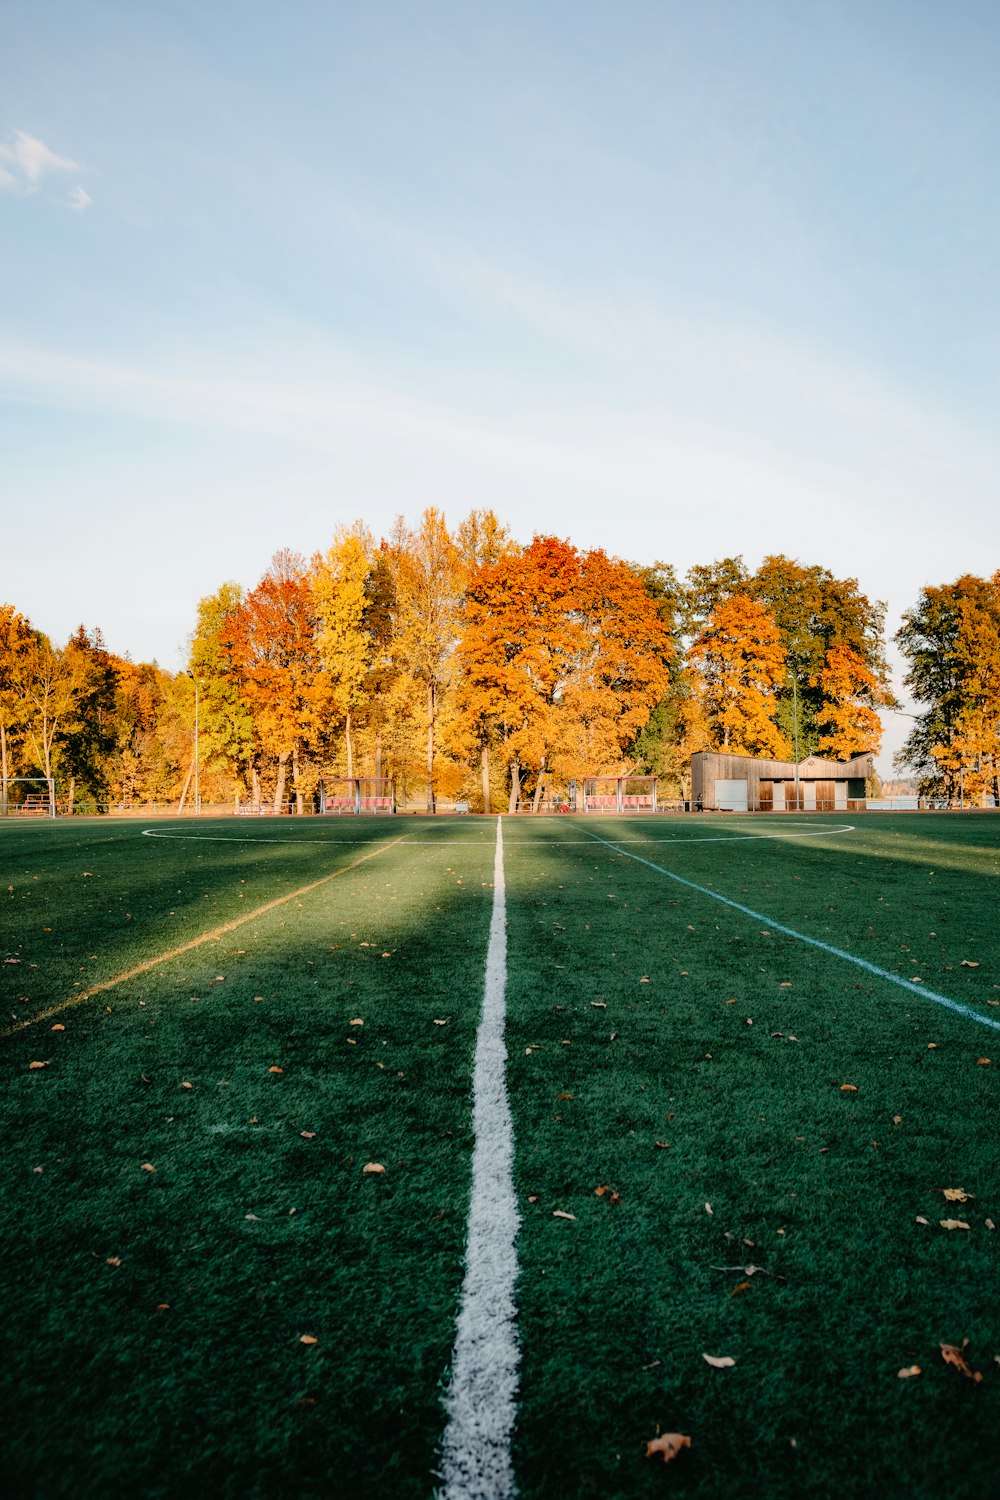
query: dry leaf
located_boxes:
[349,1018,363,1026]
[299,1334,319,1345]
[645,1433,691,1465]
[245,1213,260,1221]
[705,1202,714,1215]
[985,1219,995,1231]
[362,1162,385,1174]
[557,1092,573,1101]
[300,1131,317,1140]
[927,1043,937,1050]
[941,1188,973,1202]
[703,1353,736,1368]
[840,1083,858,1092]
[140,1162,156,1172]
[892,1115,902,1124]
[939,1219,970,1231]
[960,960,980,968]
[553,1210,576,1221]
[268,1066,284,1074]
[105,1256,121,1267]
[180,1081,193,1090]
[897,1365,921,1379]
[433,1019,448,1026]
[591,1001,607,1008]
[654,1140,671,1149]
[51,1024,65,1032]
[940,1343,982,1382]
[977,1058,991,1066]
[28,1061,48,1070]
[915,1216,929,1225]
[731,1281,751,1297]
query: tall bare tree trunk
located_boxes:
[177,762,193,814]
[426,682,436,814]
[346,710,354,780]
[374,732,382,781]
[480,744,490,814]
[531,759,546,813]
[1,721,7,815]
[292,744,303,815]
[508,758,520,815]
[274,752,289,814]
[251,765,262,809]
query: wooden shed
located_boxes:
[690,750,871,813]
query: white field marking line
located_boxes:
[140,823,853,848]
[439,816,520,1500]
[2,835,408,1035]
[582,829,1000,1034]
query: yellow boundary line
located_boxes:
[3,834,408,1036]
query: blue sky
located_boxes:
[3,0,999,772]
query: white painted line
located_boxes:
[142,822,855,848]
[439,816,521,1499]
[584,829,1000,1035]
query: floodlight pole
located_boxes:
[186,672,201,816]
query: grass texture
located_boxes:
[2,813,999,1498]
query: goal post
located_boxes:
[572,775,658,814]
[0,777,57,818]
[318,777,396,815]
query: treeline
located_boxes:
[5,507,985,812]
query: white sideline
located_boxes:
[438,817,521,1500]
[584,830,1000,1034]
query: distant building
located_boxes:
[690,750,871,812]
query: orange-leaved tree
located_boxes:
[226,550,328,813]
[814,642,891,760]
[685,594,790,758]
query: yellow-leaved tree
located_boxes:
[685,594,790,758]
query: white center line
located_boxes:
[439,816,521,1499]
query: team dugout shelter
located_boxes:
[691,750,872,813]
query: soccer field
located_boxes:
[2,813,998,1498]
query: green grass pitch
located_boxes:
[1,812,998,1497]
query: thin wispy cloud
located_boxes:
[0,129,81,195]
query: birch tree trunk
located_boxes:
[508,758,520,815]
[531,760,546,813]
[480,744,490,814]
[274,752,289,814]
[426,682,436,814]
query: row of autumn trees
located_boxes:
[3,507,991,811]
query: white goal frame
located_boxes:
[318,777,396,815]
[0,777,57,817]
[573,775,658,814]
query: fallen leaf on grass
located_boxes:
[140,1163,156,1173]
[927,1043,937,1050]
[941,1188,974,1202]
[705,1203,713,1215]
[703,1354,736,1368]
[433,1019,449,1026]
[897,1365,921,1379]
[977,1058,991,1066]
[654,1140,671,1149]
[591,1001,607,1009]
[300,1131,317,1140]
[245,1213,260,1221]
[349,1018,363,1026]
[28,1061,48,1070]
[893,1115,903,1125]
[553,1210,576,1221]
[839,1083,858,1092]
[51,1024,64,1032]
[556,1092,573,1101]
[915,1216,929,1225]
[731,1281,752,1297]
[645,1433,690,1464]
[180,1081,193,1090]
[106,1256,121,1267]
[299,1335,319,1346]
[986,1219,996,1231]
[940,1343,982,1382]
[362,1163,385,1174]
[939,1219,971,1231]
[961,960,980,968]
[268,1066,284,1074]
